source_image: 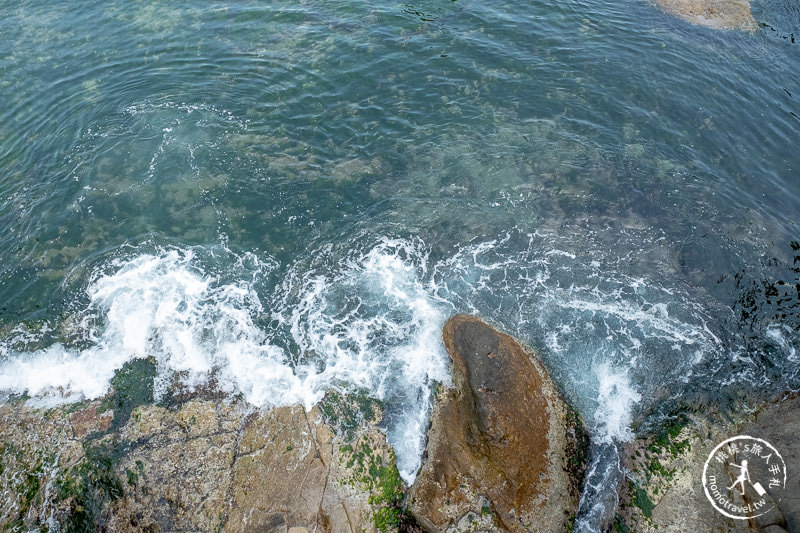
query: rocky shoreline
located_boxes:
[617,394,800,532]
[0,378,406,532]
[2,315,798,532]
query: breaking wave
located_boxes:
[1,227,796,514]
[0,238,451,482]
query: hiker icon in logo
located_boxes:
[702,435,787,520]
[727,460,750,495]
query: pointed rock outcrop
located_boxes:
[408,314,587,532]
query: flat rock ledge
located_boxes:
[0,393,404,532]
[407,315,588,533]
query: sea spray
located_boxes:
[574,364,642,532]
[0,247,287,405]
[593,363,642,444]
[0,238,451,483]
[274,237,451,481]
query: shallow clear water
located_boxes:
[1,0,799,528]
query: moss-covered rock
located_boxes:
[0,369,403,532]
[618,395,800,532]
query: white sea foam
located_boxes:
[275,237,451,481]
[0,238,450,483]
[0,248,296,406]
[766,323,798,362]
[592,363,642,443]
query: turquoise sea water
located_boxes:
[1,0,799,528]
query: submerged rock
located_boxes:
[408,314,588,532]
[654,0,757,30]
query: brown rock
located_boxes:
[408,314,586,533]
[104,399,243,531]
[1,396,401,533]
[227,404,399,533]
[742,395,800,533]
[761,526,790,533]
[0,402,86,530]
[69,402,114,438]
[226,405,329,531]
[654,0,757,30]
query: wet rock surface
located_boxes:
[407,314,588,532]
[617,394,800,532]
[0,395,403,532]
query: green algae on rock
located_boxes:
[617,395,800,532]
[0,385,407,532]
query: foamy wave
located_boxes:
[0,238,451,483]
[274,237,450,480]
[0,247,294,405]
[593,363,641,443]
